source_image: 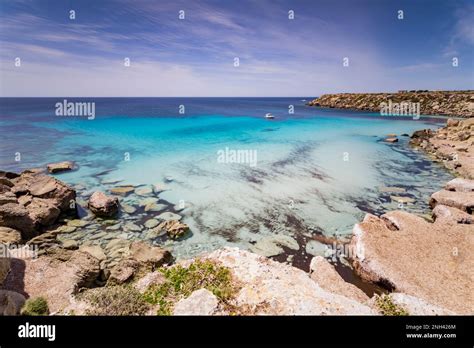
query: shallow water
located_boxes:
[0,98,453,262]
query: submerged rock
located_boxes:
[153,220,189,240]
[88,191,119,217]
[110,186,135,196]
[250,234,299,257]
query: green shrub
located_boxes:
[143,259,237,315]
[81,285,149,316]
[375,294,409,316]
[21,297,49,316]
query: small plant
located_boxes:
[81,285,149,316]
[375,294,409,316]
[21,297,49,316]
[143,259,238,315]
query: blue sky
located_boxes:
[0,0,472,96]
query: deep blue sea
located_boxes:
[0,97,453,261]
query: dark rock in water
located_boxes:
[47,161,75,174]
[88,191,119,217]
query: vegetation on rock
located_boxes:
[143,259,238,315]
[375,294,409,316]
[21,297,49,316]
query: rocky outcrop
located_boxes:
[0,289,26,315]
[88,191,119,217]
[0,171,76,240]
[307,91,474,117]
[202,247,375,315]
[350,211,473,314]
[410,118,474,179]
[2,250,100,313]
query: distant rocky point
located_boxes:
[307,90,474,118]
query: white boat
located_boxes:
[265,113,275,119]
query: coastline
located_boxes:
[1,105,473,316]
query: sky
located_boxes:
[0,0,473,97]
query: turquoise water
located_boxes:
[0,98,453,260]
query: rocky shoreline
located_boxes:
[307,90,474,117]
[1,116,473,316]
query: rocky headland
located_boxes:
[1,114,473,316]
[307,90,474,117]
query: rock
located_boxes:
[144,202,167,212]
[250,234,299,257]
[156,212,182,221]
[88,191,119,217]
[173,289,219,315]
[0,290,26,315]
[351,211,473,314]
[108,259,140,285]
[123,222,142,232]
[27,198,61,226]
[429,189,474,213]
[46,161,74,173]
[0,227,22,244]
[432,204,473,224]
[0,192,18,205]
[67,219,90,228]
[446,118,460,127]
[128,241,172,269]
[384,137,398,143]
[2,250,100,313]
[388,293,455,315]
[0,257,11,286]
[378,186,406,193]
[24,174,76,211]
[390,196,415,204]
[154,220,189,240]
[0,177,14,187]
[203,248,374,315]
[134,186,153,196]
[152,183,168,193]
[79,245,107,262]
[110,186,135,196]
[134,271,166,294]
[120,204,136,214]
[310,256,369,303]
[54,225,76,234]
[444,178,474,192]
[305,240,328,257]
[62,240,79,250]
[0,203,35,238]
[144,219,159,229]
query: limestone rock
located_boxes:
[429,189,474,213]
[444,178,474,192]
[47,161,74,173]
[2,250,100,313]
[351,211,473,314]
[134,271,166,293]
[154,220,189,240]
[108,259,140,285]
[202,247,375,315]
[173,289,219,315]
[310,256,369,303]
[128,241,172,269]
[389,293,455,315]
[432,204,473,224]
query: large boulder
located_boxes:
[26,198,61,226]
[429,189,474,213]
[351,211,473,314]
[127,241,172,269]
[88,191,119,217]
